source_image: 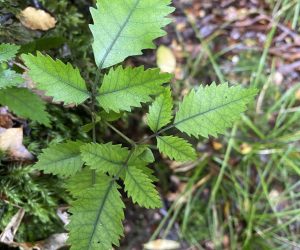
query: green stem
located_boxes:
[209,124,237,205]
[91,70,102,184]
[105,121,136,146]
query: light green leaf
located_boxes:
[67,175,125,250]
[0,43,20,62]
[157,135,196,162]
[0,69,23,89]
[66,167,104,197]
[174,83,258,138]
[128,145,155,165]
[22,52,90,105]
[100,110,123,122]
[34,141,84,177]
[97,66,172,112]
[0,87,50,126]
[147,87,173,132]
[90,0,174,68]
[124,165,161,208]
[80,143,129,175]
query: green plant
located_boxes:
[0,1,257,249]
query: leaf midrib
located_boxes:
[40,153,81,167]
[84,149,124,166]
[126,166,157,204]
[30,57,90,96]
[98,76,164,97]
[98,0,141,68]
[174,93,253,128]
[87,181,115,250]
[158,136,194,160]
[154,96,166,132]
[1,89,36,112]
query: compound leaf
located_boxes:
[0,43,20,62]
[157,135,196,162]
[34,141,84,177]
[80,143,129,175]
[0,69,23,89]
[22,52,90,105]
[90,0,174,68]
[147,87,173,132]
[98,66,171,112]
[66,167,103,196]
[0,87,50,126]
[124,165,161,208]
[174,83,258,138]
[67,175,125,250]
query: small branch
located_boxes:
[209,123,237,205]
[90,70,102,185]
[105,121,136,146]
[12,61,28,71]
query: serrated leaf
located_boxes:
[0,69,23,89]
[80,143,129,175]
[90,0,174,69]
[157,136,196,162]
[0,87,50,126]
[66,167,103,197]
[98,66,172,112]
[128,145,155,165]
[22,52,90,105]
[100,110,123,122]
[174,83,258,138]
[67,175,125,250]
[124,165,161,208]
[0,44,20,62]
[34,141,84,177]
[147,87,173,132]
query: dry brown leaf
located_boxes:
[1,233,68,250]
[156,45,176,73]
[0,107,13,129]
[19,7,56,31]
[144,239,180,250]
[212,140,223,150]
[0,127,33,160]
[0,208,25,244]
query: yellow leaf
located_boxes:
[156,45,176,73]
[212,140,223,150]
[19,7,56,31]
[0,127,33,160]
[240,143,252,155]
[295,89,300,100]
[144,239,180,250]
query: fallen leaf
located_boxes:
[240,143,252,154]
[19,7,56,31]
[33,233,68,250]
[212,140,223,150]
[144,239,180,250]
[0,208,25,244]
[156,45,176,73]
[0,107,13,128]
[1,233,68,250]
[0,127,33,160]
[295,88,300,100]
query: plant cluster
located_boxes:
[0,0,257,249]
